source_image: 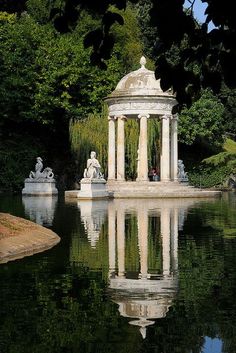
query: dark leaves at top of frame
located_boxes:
[150,0,195,49]
[84,29,104,50]
[201,65,222,93]
[204,0,236,30]
[220,51,236,88]
[103,11,124,33]
[54,15,70,33]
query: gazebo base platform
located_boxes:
[106,181,221,199]
[65,181,221,199]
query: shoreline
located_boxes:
[0,213,60,264]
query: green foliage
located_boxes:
[136,0,157,59]
[219,87,236,137]
[0,13,124,126]
[178,89,225,147]
[0,14,53,125]
[0,4,144,191]
[111,4,144,73]
[188,166,229,188]
[224,138,236,153]
[70,113,160,180]
[1,3,146,127]
[0,136,46,192]
[70,112,108,178]
[203,152,236,167]
[0,11,16,23]
[26,0,54,24]
[29,0,236,106]
[1,0,233,190]
[203,138,236,170]
[186,139,236,188]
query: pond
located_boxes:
[0,192,236,353]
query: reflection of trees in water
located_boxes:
[123,214,162,275]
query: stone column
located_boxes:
[117,208,125,277]
[170,114,178,181]
[108,203,116,276]
[108,116,116,180]
[137,206,148,279]
[161,208,171,276]
[160,115,170,182]
[137,114,149,181]
[117,116,126,181]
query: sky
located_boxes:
[202,337,223,353]
[184,0,214,30]
[184,0,207,23]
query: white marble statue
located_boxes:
[29,157,54,180]
[83,151,103,179]
[178,160,188,182]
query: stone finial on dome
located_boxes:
[140,56,147,68]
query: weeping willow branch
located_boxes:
[70,110,160,180]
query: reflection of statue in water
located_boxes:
[29,157,54,180]
[178,159,188,182]
[83,151,103,179]
[22,196,57,227]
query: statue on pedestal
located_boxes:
[83,151,103,179]
[22,157,58,195]
[178,160,188,182]
[29,157,54,180]
[77,151,108,199]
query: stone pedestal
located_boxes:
[77,178,109,199]
[22,179,58,195]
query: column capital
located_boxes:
[160,114,171,120]
[138,113,150,119]
[171,113,179,121]
[108,115,117,121]
[116,115,127,121]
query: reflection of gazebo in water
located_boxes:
[107,199,181,339]
[105,56,178,185]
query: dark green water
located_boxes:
[0,193,236,353]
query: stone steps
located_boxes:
[107,181,221,198]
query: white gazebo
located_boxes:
[65,57,221,200]
[105,56,178,184]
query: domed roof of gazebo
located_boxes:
[108,56,174,99]
[105,56,177,118]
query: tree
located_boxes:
[219,87,236,137]
[0,3,144,191]
[178,89,224,146]
[0,11,125,127]
[150,0,236,106]
[48,0,236,106]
